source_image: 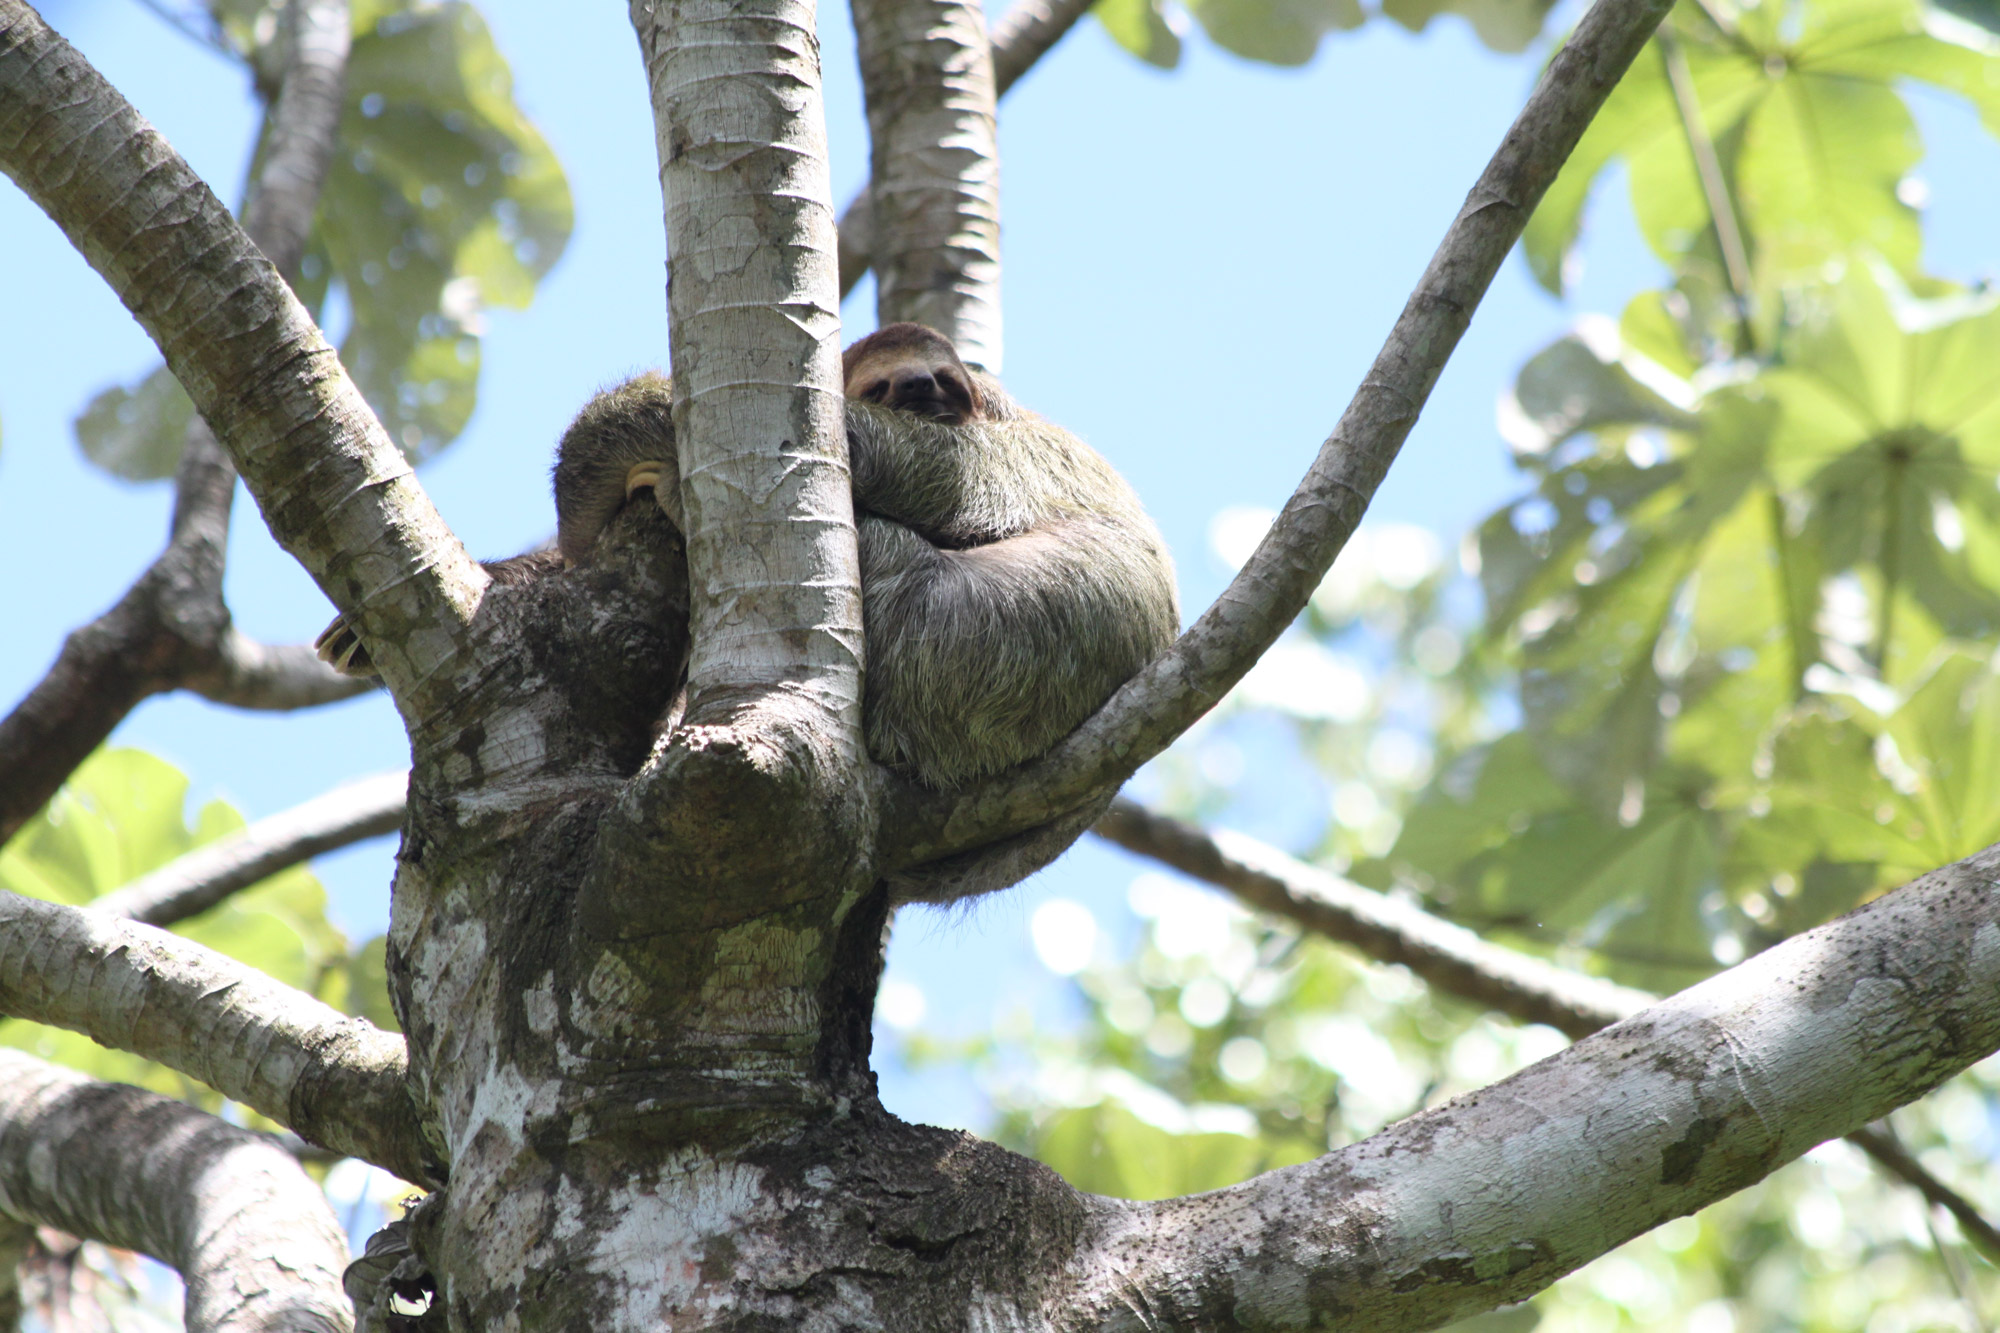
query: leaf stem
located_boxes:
[1657,28,1756,355]
[1876,449,1906,674]
[1768,492,1811,701]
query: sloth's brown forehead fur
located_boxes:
[841,322,963,382]
[843,346,958,388]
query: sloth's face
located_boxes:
[846,351,981,424]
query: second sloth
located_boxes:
[324,323,1179,791]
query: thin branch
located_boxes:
[239,0,350,286]
[1097,801,2000,1280]
[1849,1124,2000,1265]
[1062,839,2000,1331]
[0,0,364,848]
[0,1,487,738]
[836,0,1094,299]
[1094,799,1652,1037]
[93,770,407,927]
[852,0,1004,365]
[884,0,1681,875]
[191,631,379,710]
[0,1050,352,1333]
[0,893,435,1186]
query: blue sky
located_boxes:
[6,0,1999,1128]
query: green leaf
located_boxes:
[72,365,197,483]
[1379,0,1555,53]
[1762,266,2000,648]
[1390,733,1573,884]
[315,0,572,461]
[1618,289,1702,379]
[1094,0,1184,67]
[0,749,361,1092]
[1527,0,1989,295]
[1030,1102,1269,1199]
[1743,652,2000,922]
[0,749,204,900]
[1523,38,1677,295]
[1187,0,1363,64]
[1501,324,1697,459]
[326,934,401,1032]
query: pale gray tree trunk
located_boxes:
[852,0,1004,365]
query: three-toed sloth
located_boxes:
[321,323,1179,791]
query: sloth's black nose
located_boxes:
[892,370,939,400]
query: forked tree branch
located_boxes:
[0,893,433,1186]
[1096,800,2000,1267]
[836,0,1094,299]
[93,770,408,927]
[0,0,365,849]
[1069,842,2000,1329]
[0,0,488,735]
[883,0,1680,874]
[0,1050,352,1333]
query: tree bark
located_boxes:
[34,0,1981,1326]
[0,1051,352,1333]
[1098,799,2000,1263]
[852,0,1005,366]
[1050,847,2000,1330]
[0,893,430,1186]
[836,0,1094,300]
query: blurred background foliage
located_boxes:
[21,0,2000,1326]
[74,0,570,480]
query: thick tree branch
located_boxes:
[987,0,1096,89]
[1061,844,2000,1330]
[93,770,407,927]
[618,0,875,919]
[0,1050,351,1333]
[0,893,434,1186]
[883,0,1678,875]
[628,0,854,720]
[852,0,1004,366]
[0,1,487,735]
[1097,801,2000,1273]
[836,0,1092,300]
[0,0,370,849]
